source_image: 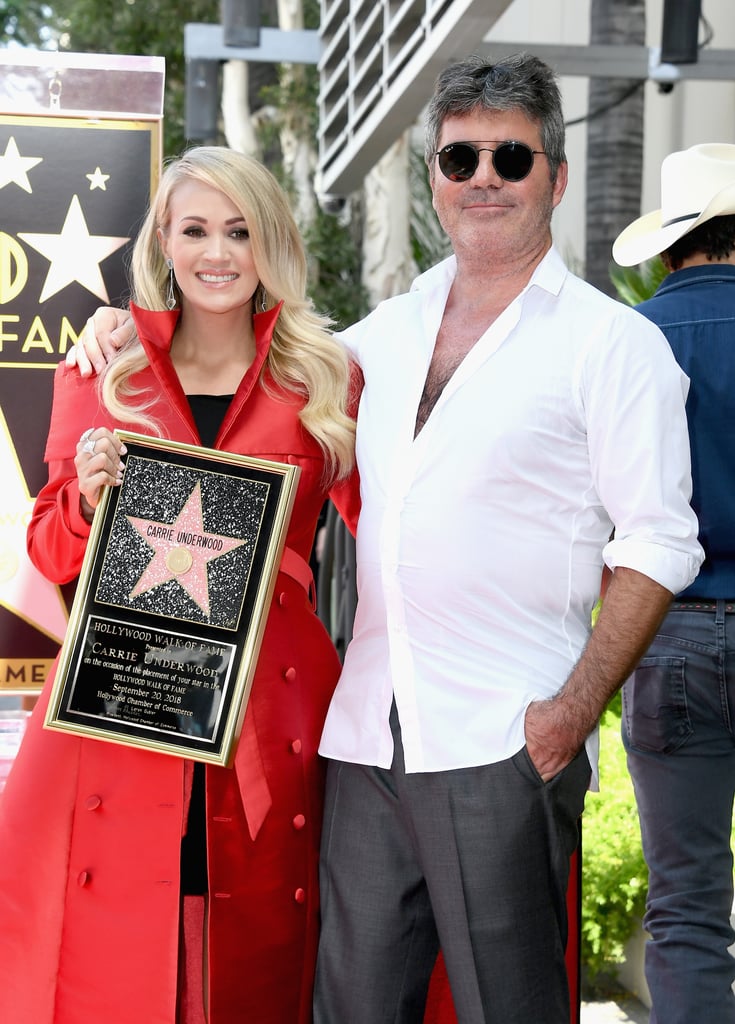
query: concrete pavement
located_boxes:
[581,995,648,1023]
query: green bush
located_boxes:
[581,692,648,982]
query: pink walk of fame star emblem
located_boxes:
[126,481,246,617]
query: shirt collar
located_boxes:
[527,245,567,296]
[654,262,735,296]
[408,246,567,301]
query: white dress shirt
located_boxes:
[319,248,703,782]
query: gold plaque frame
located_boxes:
[44,431,300,766]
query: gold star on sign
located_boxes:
[18,194,129,303]
[0,137,43,193]
[86,166,110,191]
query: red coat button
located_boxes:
[293,814,306,830]
[77,871,91,887]
[294,888,306,904]
[290,739,302,754]
[278,591,289,608]
[85,795,102,811]
[283,666,297,683]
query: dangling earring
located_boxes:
[259,287,267,312]
[165,258,177,310]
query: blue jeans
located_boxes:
[622,602,735,1024]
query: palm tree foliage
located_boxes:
[609,255,667,306]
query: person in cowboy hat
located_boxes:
[614,143,735,1024]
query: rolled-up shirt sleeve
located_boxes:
[586,306,704,594]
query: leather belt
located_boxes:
[670,600,735,613]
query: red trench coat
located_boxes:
[0,305,359,1024]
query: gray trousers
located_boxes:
[314,707,590,1024]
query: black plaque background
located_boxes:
[45,433,299,764]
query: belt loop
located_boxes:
[279,546,316,610]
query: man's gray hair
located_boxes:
[424,53,566,182]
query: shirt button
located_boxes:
[292,814,306,830]
[290,739,302,755]
[77,871,91,887]
[85,795,102,811]
[283,666,297,683]
[294,888,306,904]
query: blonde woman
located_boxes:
[0,147,359,1024]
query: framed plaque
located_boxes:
[44,431,300,766]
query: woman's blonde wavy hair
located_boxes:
[101,146,356,479]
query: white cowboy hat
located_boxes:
[612,143,735,267]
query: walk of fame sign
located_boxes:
[45,433,300,765]
[0,51,164,693]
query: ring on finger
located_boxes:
[79,427,97,454]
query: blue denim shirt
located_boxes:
[637,264,735,597]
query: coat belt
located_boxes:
[279,545,316,610]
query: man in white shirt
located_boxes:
[314,54,702,1023]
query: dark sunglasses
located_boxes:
[435,141,545,183]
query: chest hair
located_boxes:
[414,315,490,436]
[415,349,469,435]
